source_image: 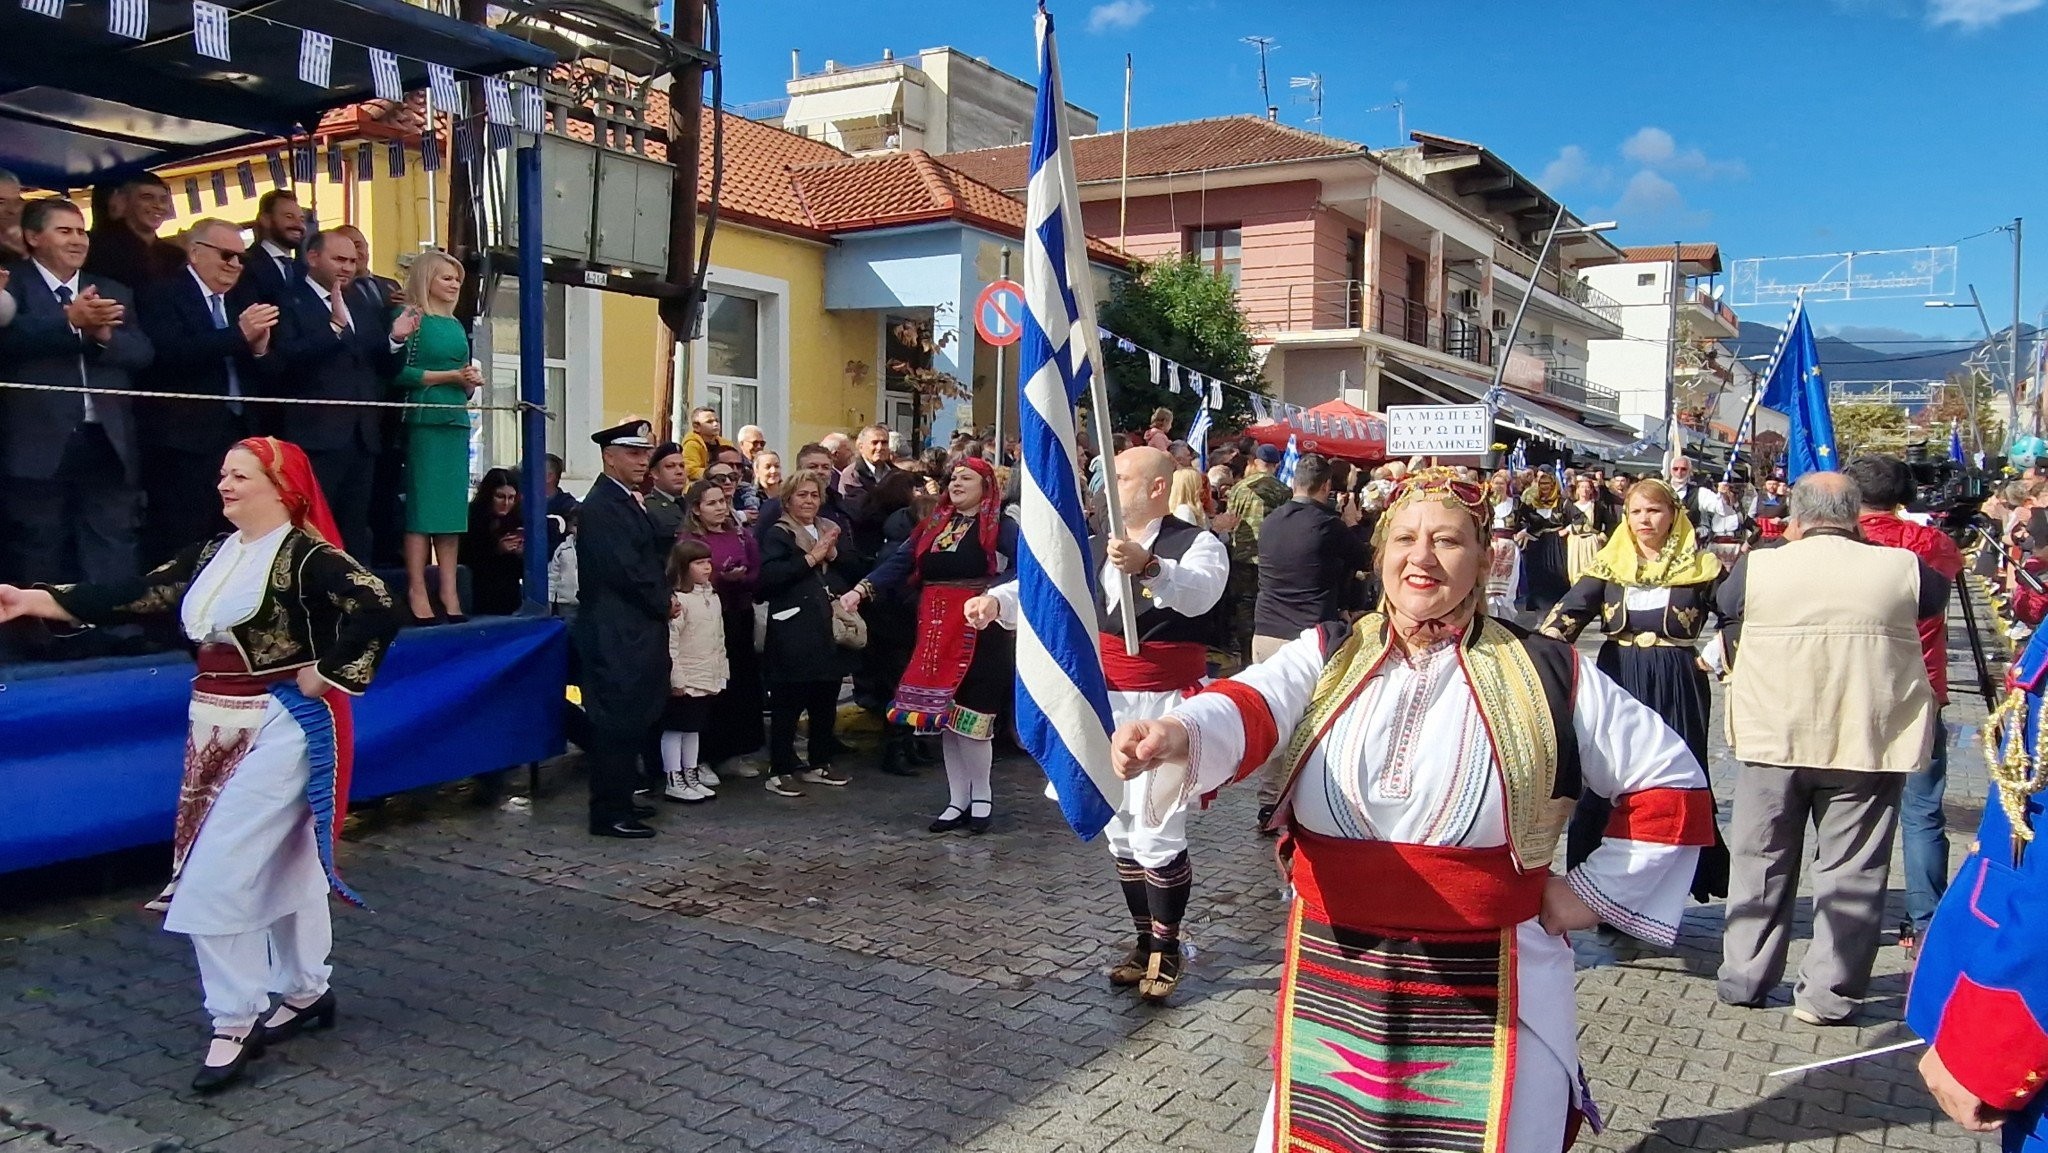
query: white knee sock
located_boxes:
[945,730,994,811]
[660,732,685,776]
[677,731,701,770]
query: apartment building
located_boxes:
[1582,243,1745,441]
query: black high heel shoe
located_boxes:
[928,806,966,833]
[255,989,337,1047]
[967,800,993,834]
[191,1032,262,1093]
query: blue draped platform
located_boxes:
[0,617,568,874]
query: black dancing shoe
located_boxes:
[967,800,993,834]
[191,1032,262,1093]
[256,990,337,1046]
[928,806,966,833]
[590,820,656,839]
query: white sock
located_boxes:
[678,731,701,770]
[945,729,994,811]
[660,732,684,777]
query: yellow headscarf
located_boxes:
[1582,478,1721,588]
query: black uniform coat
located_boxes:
[573,475,671,733]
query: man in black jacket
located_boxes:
[0,199,154,585]
[236,190,306,305]
[263,229,409,559]
[576,420,671,839]
[135,218,277,557]
[1250,453,1368,818]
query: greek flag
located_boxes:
[108,0,146,39]
[297,29,333,87]
[1013,2,1117,840]
[484,77,515,126]
[428,62,463,116]
[1508,438,1528,474]
[517,82,545,134]
[191,0,230,60]
[369,48,403,102]
[1277,433,1300,484]
[1187,404,1213,471]
[21,0,64,20]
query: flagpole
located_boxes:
[1118,53,1132,249]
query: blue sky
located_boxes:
[706,0,2047,348]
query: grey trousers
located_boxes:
[1717,764,1905,1021]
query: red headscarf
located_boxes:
[234,436,346,552]
[232,436,359,829]
[906,455,1003,582]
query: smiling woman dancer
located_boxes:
[1111,467,1715,1153]
[0,437,399,1093]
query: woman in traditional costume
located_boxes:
[0,437,399,1092]
[1519,469,1571,613]
[1109,467,1713,1153]
[1484,468,1523,619]
[1564,474,1613,586]
[1540,478,1730,900]
[841,456,1016,833]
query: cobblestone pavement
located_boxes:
[0,623,2006,1152]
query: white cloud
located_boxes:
[1621,127,1675,167]
[1539,145,1592,190]
[1613,170,1685,219]
[1928,0,2043,26]
[1087,0,1153,31]
[1620,126,1747,180]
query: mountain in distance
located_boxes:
[1728,320,2039,385]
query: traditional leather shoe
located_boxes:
[928,806,966,833]
[191,1032,262,1093]
[967,800,993,834]
[1138,946,1184,1004]
[256,990,337,1046]
[1108,944,1152,988]
[590,820,656,839]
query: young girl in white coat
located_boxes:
[662,539,729,803]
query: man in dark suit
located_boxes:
[135,217,278,557]
[331,224,401,315]
[236,189,306,305]
[0,199,153,585]
[85,173,183,292]
[576,420,670,839]
[263,229,410,559]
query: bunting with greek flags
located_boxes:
[1013,2,1117,840]
[1187,403,1214,471]
[297,29,333,87]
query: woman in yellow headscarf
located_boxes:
[1541,477,1729,900]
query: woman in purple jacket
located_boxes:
[679,479,765,777]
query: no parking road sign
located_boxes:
[974,279,1026,347]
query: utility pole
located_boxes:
[1666,241,1684,465]
[1241,36,1277,118]
[2011,217,2025,439]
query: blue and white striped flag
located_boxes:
[517,82,545,134]
[484,77,515,126]
[297,30,333,87]
[1507,438,1528,474]
[1013,3,1117,840]
[21,0,65,19]
[1187,404,1213,471]
[369,48,403,102]
[428,62,463,116]
[192,0,230,60]
[108,0,146,39]
[1277,434,1300,484]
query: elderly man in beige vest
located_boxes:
[1715,471,1948,1025]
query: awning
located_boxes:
[783,80,904,127]
[1381,356,1636,461]
[0,0,555,189]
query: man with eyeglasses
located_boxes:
[734,424,768,463]
[135,218,280,557]
[705,445,757,523]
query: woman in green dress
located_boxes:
[393,251,483,624]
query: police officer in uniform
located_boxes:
[577,420,670,839]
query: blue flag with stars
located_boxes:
[1759,300,1836,482]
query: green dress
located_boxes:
[394,313,474,535]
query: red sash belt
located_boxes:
[1097,634,1207,692]
[1286,828,1547,934]
[194,643,293,696]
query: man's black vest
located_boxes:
[1096,516,1228,646]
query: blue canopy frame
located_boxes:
[1,0,560,604]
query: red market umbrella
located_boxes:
[1243,399,1388,465]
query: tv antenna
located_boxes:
[1241,35,1278,116]
[1289,72,1324,129]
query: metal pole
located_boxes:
[994,246,1010,461]
[423,88,439,247]
[516,144,549,608]
[1485,205,1565,468]
[1118,55,1131,246]
[2011,217,2025,440]
[1665,240,1683,466]
[1078,311,1140,655]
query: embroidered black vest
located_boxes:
[1097,516,1228,646]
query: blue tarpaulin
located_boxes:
[0,617,567,874]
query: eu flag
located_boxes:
[1949,421,1965,465]
[1759,300,1836,482]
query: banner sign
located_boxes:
[1387,403,1492,456]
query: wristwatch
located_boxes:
[1138,557,1162,582]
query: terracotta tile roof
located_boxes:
[690,107,849,238]
[1612,243,1723,273]
[786,149,1123,261]
[937,114,1366,193]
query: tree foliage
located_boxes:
[1832,402,1910,461]
[1096,257,1268,444]
[1917,371,2003,455]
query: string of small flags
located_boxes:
[163,132,457,218]
[1097,326,1388,443]
[23,0,547,137]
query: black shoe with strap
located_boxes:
[256,989,337,1047]
[191,1032,262,1093]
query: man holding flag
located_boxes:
[971,444,1228,1001]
